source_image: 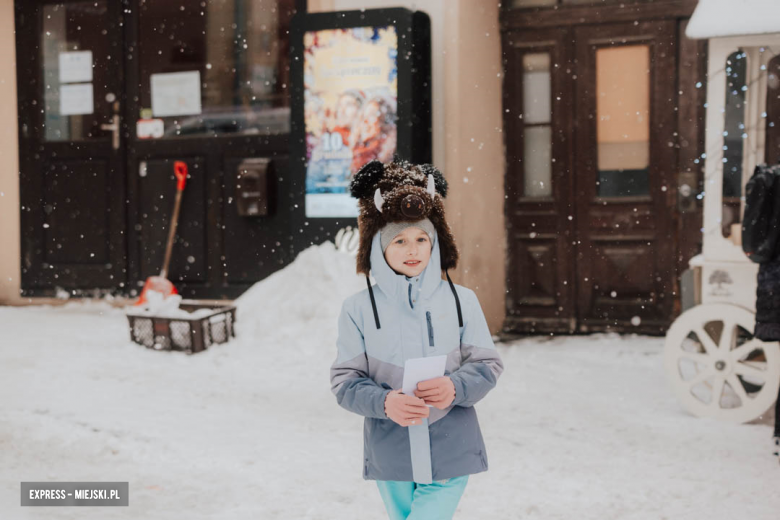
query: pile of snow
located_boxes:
[235,240,365,361]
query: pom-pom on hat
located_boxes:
[350,158,459,275]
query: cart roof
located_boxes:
[687,0,780,39]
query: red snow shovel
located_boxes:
[135,161,188,306]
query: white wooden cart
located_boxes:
[664,0,780,423]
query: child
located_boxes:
[330,159,504,519]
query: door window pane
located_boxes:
[42,2,111,142]
[722,50,747,238]
[523,53,551,124]
[596,45,650,197]
[723,51,746,198]
[522,52,552,197]
[524,126,552,197]
[138,0,295,139]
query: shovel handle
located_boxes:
[160,161,188,278]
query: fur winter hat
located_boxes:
[350,158,459,275]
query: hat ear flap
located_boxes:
[350,160,385,199]
[430,212,459,270]
[437,229,459,271]
[355,203,384,275]
[420,163,448,198]
[355,231,373,275]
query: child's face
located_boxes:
[383,227,432,277]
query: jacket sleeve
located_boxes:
[330,298,391,419]
[449,289,504,408]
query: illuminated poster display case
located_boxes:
[290,8,432,219]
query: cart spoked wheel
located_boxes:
[664,303,780,423]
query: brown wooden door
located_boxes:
[503,27,577,333]
[503,19,690,334]
[573,21,678,333]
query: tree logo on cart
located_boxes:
[708,270,733,296]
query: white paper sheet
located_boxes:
[59,51,93,84]
[150,71,202,117]
[402,355,447,406]
[136,118,165,139]
[60,83,94,116]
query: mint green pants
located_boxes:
[375,476,469,520]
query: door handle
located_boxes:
[101,100,121,150]
[100,115,120,150]
[677,181,698,212]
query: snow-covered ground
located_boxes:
[2,242,778,520]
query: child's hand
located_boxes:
[414,377,456,410]
[384,389,430,427]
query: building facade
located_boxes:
[2,0,776,334]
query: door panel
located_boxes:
[503,28,576,333]
[17,0,126,292]
[510,238,558,306]
[574,21,678,332]
[590,239,656,299]
[43,159,110,265]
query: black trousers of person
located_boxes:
[754,260,780,437]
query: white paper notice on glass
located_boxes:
[150,71,202,118]
[60,83,94,116]
[136,118,165,139]
[59,51,93,84]
[402,355,447,407]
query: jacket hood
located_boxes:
[369,228,442,303]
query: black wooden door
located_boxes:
[17,0,303,299]
[124,0,298,300]
[16,0,127,294]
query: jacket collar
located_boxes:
[369,228,443,303]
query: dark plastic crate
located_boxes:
[126,301,237,354]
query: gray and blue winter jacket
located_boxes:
[330,229,504,483]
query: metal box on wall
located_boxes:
[236,158,274,217]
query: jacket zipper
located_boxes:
[426,311,434,347]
